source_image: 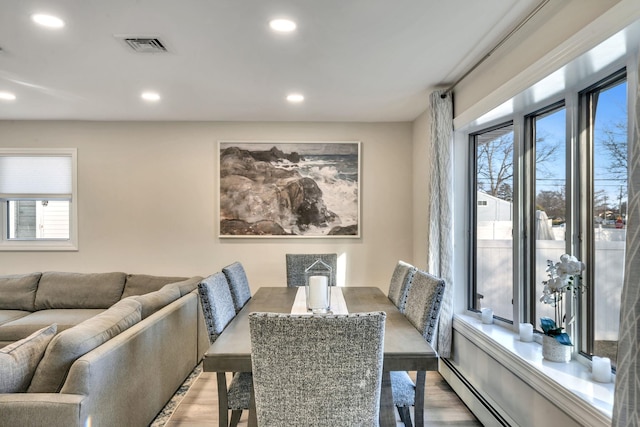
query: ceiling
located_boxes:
[0,1,540,122]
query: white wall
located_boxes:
[0,120,414,292]
[411,109,430,271]
[453,0,620,120]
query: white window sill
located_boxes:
[0,240,78,251]
[453,313,614,426]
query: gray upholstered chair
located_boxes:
[285,253,337,287]
[249,312,386,427]
[222,261,252,313]
[391,269,446,427]
[387,260,418,313]
[197,273,252,427]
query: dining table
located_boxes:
[203,286,438,427]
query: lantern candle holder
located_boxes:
[304,259,332,314]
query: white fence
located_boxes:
[477,224,625,341]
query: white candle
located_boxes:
[592,356,612,383]
[308,276,328,310]
[519,323,533,342]
[481,308,493,324]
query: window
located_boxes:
[525,104,568,326]
[471,123,514,322]
[580,72,627,368]
[0,148,77,251]
[468,68,629,367]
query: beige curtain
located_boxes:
[427,90,454,358]
[612,54,640,427]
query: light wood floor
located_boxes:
[164,371,482,426]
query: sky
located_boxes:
[536,80,628,208]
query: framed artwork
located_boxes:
[218,141,361,238]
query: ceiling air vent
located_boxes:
[121,37,168,53]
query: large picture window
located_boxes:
[468,69,628,367]
[0,148,77,251]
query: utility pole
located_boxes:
[618,186,623,217]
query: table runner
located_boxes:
[291,287,349,315]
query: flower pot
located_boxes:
[542,335,572,363]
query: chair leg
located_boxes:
[397,406,413,427]
[229,410,242,427]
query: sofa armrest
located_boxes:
[0,393,85,427]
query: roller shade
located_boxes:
[0,155,72,198]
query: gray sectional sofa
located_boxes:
[0,271,210,427]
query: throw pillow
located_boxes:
[0,324,57,393]
[27,299,141,393]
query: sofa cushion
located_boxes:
[27,299,141,393]
[0,272,42,311]
[172,276,203,297]
[0,310,31,327]
[34,272,127,310]
[121,274,188,298]
[0,324,57,393]
[129,284,181,319]
[0,309,104,342]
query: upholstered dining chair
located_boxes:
[198,273,252,427]
[391,269,446,427]
[249,312,386,427]
[285,253,337,287]
[387,260,418,313]
[222,261,252,313]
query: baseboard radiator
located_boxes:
[440,358,512,427]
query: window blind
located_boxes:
[0,155,72,198]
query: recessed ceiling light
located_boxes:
[31,14,65,29]
[286,94,304,103]
[270,19,296,33]
[0,91,16,101]
[141,92,161,102]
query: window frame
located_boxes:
[0,148,78,251]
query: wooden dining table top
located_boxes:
[203,286,438,373]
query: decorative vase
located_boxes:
[542,335,572,363]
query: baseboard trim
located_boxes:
[440,358,513,427]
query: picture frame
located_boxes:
[218,141,361,238]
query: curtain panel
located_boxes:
[613,54,640,427]
[427,90,454,358]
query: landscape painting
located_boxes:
[218,141,360,238]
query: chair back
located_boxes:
[222,261,252,313]
[403,270,446,347]
[285,253,337,287]
[197,272,236,343]
[387,260,418,313]
[249,312,386,427]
